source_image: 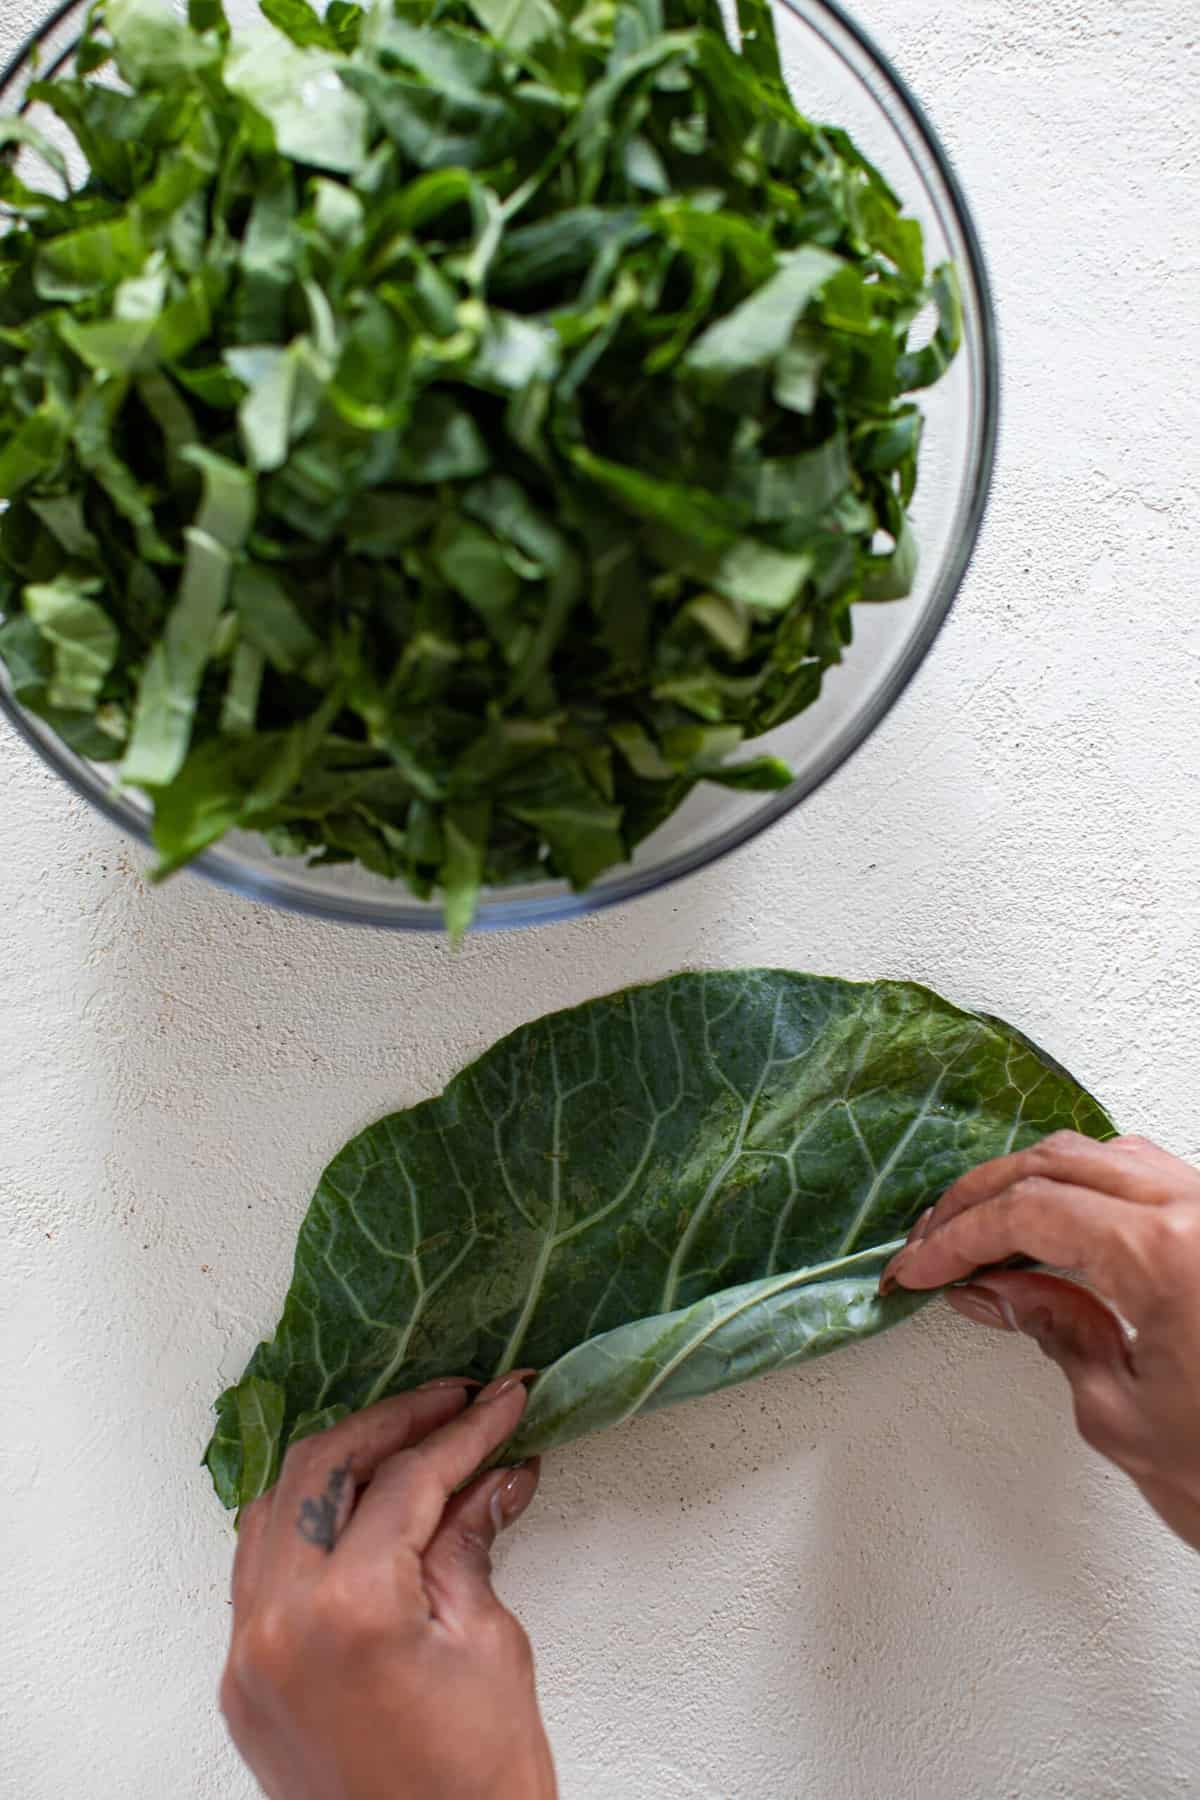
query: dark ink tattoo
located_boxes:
[296,1461,352,1552]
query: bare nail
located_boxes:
[909,1207,934,1244]
[417,1376,483,1392]
[879,1247,912,1295]
[490,1464,537,1533]
[476,1368,536,1405]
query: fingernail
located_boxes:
[954,1282,1019,1332]
[878,1247,913,1295]
[489,1464,537,1533]
[417,1376,483,1392]
[476,1368,536,1405]
[909,1207,934,1244]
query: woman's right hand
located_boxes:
[880,1132,1200,1548]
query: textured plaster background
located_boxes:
[2,0,1199,1795]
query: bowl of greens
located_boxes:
[0,0,996,934]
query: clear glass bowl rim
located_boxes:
[0,0,999,933]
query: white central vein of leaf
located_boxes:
[494,1027,568,1375]
[659,986,784,1313]
[835,1067,948,1256]
[552,989,686,1251]
[318,1125,481,1406]
[608,1238,909,1431]
[491,992,687,1369]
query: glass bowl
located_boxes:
[0,0,997,932]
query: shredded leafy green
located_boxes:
[0,0,958,931]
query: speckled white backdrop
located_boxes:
[2,0,1198,1795]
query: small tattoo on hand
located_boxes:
[296,1461,352,1552]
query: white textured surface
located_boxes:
[2,0,1199,1794]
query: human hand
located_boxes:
[879,1132,1200,1549]
[221,1375,558,1800]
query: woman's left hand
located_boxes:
[221,1375,557,1800]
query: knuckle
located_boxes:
[485,1607,534,1672]
[1072,1385,1129,1456]
[1165,1206,1200,1250]
[1142,1206,1200,1273]
[240,1492,271,1530]
[280,1436,323,1482]
[1074,1400,1112,1454]
[377,1445,423,1492]
[1029,1130,1084,1170]
[309,1573,385,1652]
[454,1519,495,1562]
[226,1609,294,1693]
[996,1177,1048,1223]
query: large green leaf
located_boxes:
[206,972,1113,1507]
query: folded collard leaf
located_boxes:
[207,971,1112,1505]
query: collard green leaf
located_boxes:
[0,411,68,500]
[259,0,338,51]
[735,0,785,88]
[504,1258,928,1461]
[0,119,72,191]
[24,576,118,712]
[898,264,962,392]
[150,687,344,871]
[439,798,490,944]
[862,513,918,603]
[236,1376,286,1504]
[183,448,257,553]
[230,566,320,674]
[225,30,369,175]
[0,0,961,930]
[107,0,221,82]
[467,0,559,51]
[35,214,148,303]
[732,433,851,524]
[206,972,1113,1507]
[683,247,844,377]
[121,529,233,787]
[501,751,624,888]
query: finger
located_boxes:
[908,1133,1175,1250]
[1113,1135,1200,1194]
[230,1492,272,1622]
[261,1383,476,1588]
[338,1372,534,1573]
[880,1181,1143,1314]
[423,1461,541,1634]
[1135,1475,1200,1547]
[947,1270,1131,1367]
[948,1271,1147,1467]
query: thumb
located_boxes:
[949,1270,1130,1369]
[948,1271,1144,1465]
[422,1461,540,1634]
